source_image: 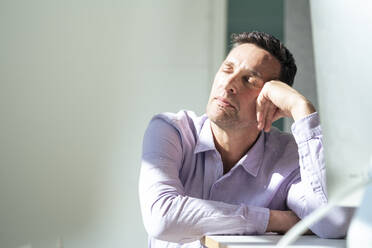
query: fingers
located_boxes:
[257,101,284,132]
[256,91,268,130]
[257,91,278,132]
[257,82,290,132]
[264,104,277,132]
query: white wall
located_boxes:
[310,0,372,205]
[0,1,226,247]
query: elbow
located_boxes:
[313,227,347,239]
[144,210,196,244]
[311,207,356,239]
[144,217,175,242]
[141,196,199,244]
[142,202,180,242]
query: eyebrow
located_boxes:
[224,60,263,78]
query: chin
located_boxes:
[207,107,239,128]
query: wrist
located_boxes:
[291,98,316,121]
[267,210,300,234]
[267,210,283,233]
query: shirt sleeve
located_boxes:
[139,117,270,244]
[287,112,355,238]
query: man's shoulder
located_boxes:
[151,110,206,129]
[152,110,203,124]
[149,110,208,143]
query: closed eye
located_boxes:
[242,75,264,88]
[222,61,234,73]
[242,75,250,83]
[222,65,233,73]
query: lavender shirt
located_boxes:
[139,111,353,248]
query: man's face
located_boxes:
[206,43,281,129]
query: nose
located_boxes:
[221,73,239,94]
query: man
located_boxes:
[139,31,354,248]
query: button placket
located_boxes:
[208,151,225,199]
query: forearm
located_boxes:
[291,112,327,207]
[140,188,269,243]
[289,113,355,238]
[140,154,270,243]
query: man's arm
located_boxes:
[139,117,270,243]
[256,81,355,237]
[287,112,355,238]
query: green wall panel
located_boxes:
[227,0,284,130]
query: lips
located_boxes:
[215,97,236,109]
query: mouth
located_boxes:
[214,97,236,109]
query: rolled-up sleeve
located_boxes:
[287,112,355,238]
[139,117,270,244]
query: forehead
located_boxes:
[226,43,281,81]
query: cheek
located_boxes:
[209,83,218,100]
[238,89,261,112]
[212,81,220,91]
[210,76,219,92]
[241,88,261,102]
[212,72,229,89]
[209,80,223,99]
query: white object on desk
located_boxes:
[202,234,345,248]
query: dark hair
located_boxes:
[231,31,297,86]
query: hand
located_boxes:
[256,80,316,132]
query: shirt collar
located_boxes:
[194,118,216,154]
[239,131,265,177]
[194,118,265,177]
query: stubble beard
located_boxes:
[206,101,240,129]
[206,101,258,130]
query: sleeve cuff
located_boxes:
[291,112,322,144]
[244,205,270,234]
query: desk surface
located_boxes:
[202,234,345,248]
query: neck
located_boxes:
[210,121,261,174]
